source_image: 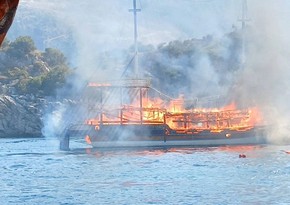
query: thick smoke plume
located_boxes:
[231,0,290,144]
[11,0,290,144]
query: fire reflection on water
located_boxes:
[83,145,263,158]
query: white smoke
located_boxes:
[10,0,290,145]
[12,0,241,87]
[41,103,67,138]
[232,0,290,144]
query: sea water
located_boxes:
[1,138,290,205]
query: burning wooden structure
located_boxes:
[85,79,260,133]
[60,79,265,150]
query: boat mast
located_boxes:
[240,0,249,30]
[129,0,141,78]
[239,0,250,65]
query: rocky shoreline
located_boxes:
[0,95,44,138]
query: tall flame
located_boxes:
[85,93,263,133]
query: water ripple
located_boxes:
[0,138,290,204]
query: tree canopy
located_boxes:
[0,36,70,96]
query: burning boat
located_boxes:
[62,79,266,149]
[60,0,266,150]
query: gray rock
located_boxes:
[0,95,43,138]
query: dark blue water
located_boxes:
[1,138,290,205]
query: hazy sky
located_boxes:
[9,0,290,52]
[11,0,242,50]
[11,0,290,50]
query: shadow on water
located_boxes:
[3,153,53,157]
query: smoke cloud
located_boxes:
[231,0,290,144]
[13,0,239,84]
[9,0,290,144]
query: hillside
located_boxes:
[0,36,70,97]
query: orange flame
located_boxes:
[85,135,92,145]
[85,95,264,133]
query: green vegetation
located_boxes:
[140,30,243,98]
[0,36,70,96]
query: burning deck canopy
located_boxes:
[85,79,263,133]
